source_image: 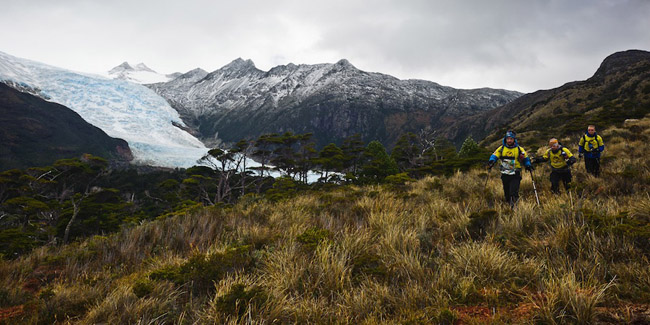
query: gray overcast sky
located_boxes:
[1,0,649,93]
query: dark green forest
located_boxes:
[0,131,487,259]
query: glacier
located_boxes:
[0,50,208,168]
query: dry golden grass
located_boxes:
[1,116,649,324]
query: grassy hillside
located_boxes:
[442,50,650,150]
[1,118,649,323]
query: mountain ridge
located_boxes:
[148,58,522,148]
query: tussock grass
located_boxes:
[82,281,182,324]
[1,116,649,323]
[448,242,540,287]
[528,272,615,324]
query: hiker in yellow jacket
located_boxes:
[487,130,533,207]
[534,138,577,194]
[578,125,605,177]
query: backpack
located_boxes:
[582,134,600,151]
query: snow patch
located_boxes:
[107,61,175,84]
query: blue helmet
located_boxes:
[503,130,519,147]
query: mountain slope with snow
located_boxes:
[0,51,208,168]
[107,61,178,84]
[148,58,522,147]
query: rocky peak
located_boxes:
[206,58,261,80]
[178,68,209,80]
[335,59,355,69]
[221,58,257,71]
[591,49,650,80]
[134,63,156,73]
[108,62,159,75]
[108,62,134,74]
[166,72,183,80]
[326,59,360,75]
[267,63,299,76]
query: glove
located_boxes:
[525,165,534,172]
[578,153,583,159]
[486,161,495,170]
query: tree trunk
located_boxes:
[63,198,81,244]
[241,158,247,197]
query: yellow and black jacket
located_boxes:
[489,143,531,175]
[578,132,604,158]
[540,147,576,170]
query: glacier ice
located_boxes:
[0,50,208,168]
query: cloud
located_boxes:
[306,0,650,91]
[0,0,648,92]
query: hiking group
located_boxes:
[486,125,604,207]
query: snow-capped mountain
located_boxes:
[0,51,208,168]
[107,61,179,84]
[148,58,522,147]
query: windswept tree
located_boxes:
[270,132,316,179]
[231,139,254,196]
[250,132,317,183]
[341,133,365,176]
[269,132,299,178]
[317,143,345,181]
[251,133,281,179]
[182,172,216,205]
[294,133,317,183]
[0,169,25,205]
[360,141,399,183]
[417,127,438,161]
[458,135,481,157]
[433,137,458,161]
[198,146,249,204]
[391,132,421,172]
[27,154,109,243]
[2,196,49,228]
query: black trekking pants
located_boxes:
[550,169,572,194]
[584,157,600,177]
[501,171,521,206]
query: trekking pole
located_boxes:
[484,168,491,190]
[529,169,540,206]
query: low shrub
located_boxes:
[467,209,498,240]
[351,252,388,282]
[132,278,154,298]
[214,283,267,319]
[296,227,332,252]
[149,243,254,294]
